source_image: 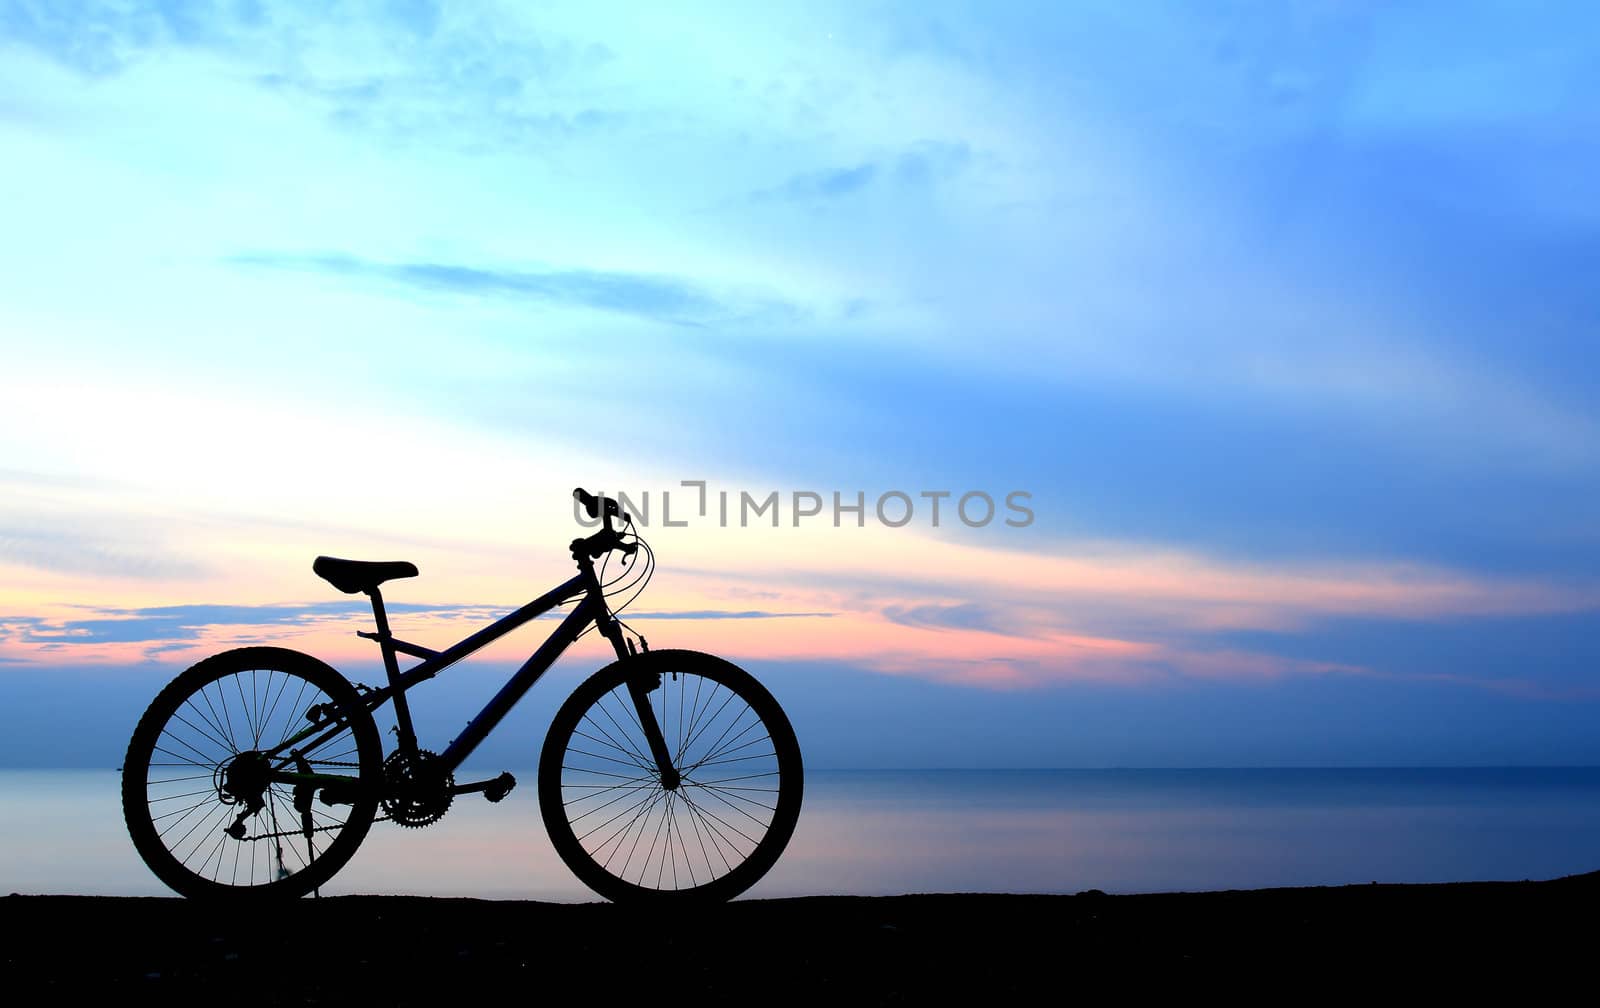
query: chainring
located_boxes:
[381,749,454,828]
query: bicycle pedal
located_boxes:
[484,771,516,803]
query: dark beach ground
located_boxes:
[6,872,1595,1000]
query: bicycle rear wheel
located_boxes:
[539,649,803,903]
[122,646,382,899]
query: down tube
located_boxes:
[439,596,599,772]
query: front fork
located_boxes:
[599,615,679,790]
[626,664,679,790]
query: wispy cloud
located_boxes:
[759,163,877,202]
[753,141,971,204]
[625,609,832,621]
[882,602,1009,634]
[0,602,832,653]
[226,251,798,327]
[863,641,1370,692]
[0,0,206,76]
[666,529,1600,694]
[0,526,208,580]
[0,601,476,646]
[687,535,1600,642]
[1,0,620,155]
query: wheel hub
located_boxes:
[220,751,270,805]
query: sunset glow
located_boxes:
[3,2,1598,767]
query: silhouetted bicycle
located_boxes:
[122,489,803,902]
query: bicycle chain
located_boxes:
[243,815,395,842]
[240,748,479,841]
[238,759,377,842]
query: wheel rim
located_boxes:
[553,666,795,895]
[136,664,371,890]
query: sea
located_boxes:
[4,768,1598,900]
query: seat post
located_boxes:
[367,586,419,753]
[367,585,394,642]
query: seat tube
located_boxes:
[368,586,419,754]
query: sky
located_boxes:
[2,0,1598,768]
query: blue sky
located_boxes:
[1,1,1598,767]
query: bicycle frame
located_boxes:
[263,552,646,786]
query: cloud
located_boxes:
[864,643,1369,692]
[0,526,208,580]
[890,141,972,184]
[226,251,797,327]
[0,602,832,650]
[665,527,1600,695]
[688,536,1600,644]
[883,602,1008,634]
[624,610,832,620]
[0,0,204,76]
[2,601,470,646]
[753,141,971,203]
[1,0,619,152]
[761,163,877,202]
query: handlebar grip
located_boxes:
[572,489,601,521]
[573,488,621,519]
[573,487,601,519]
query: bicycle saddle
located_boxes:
[313,556,420,594]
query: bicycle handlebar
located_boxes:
[571,488,637,560]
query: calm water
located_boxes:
[3,768,1597,900]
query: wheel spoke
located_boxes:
[690,780,778,814]
[258,670,294,748]
[684,782,769,840]
[271,676,313,752]
[683,710,757,774]
[646,793,672,888]
[677,787,752,864]
[579,786,662,848]
[175,700,235,756]
[686,735,773,773]
[153,736,219,769]
[693,714,762,764]
[673,675,708,765]
[199,681,241,755]
[574,722,655,771]
[566,745,656,771]
[690,770,781,785]
[592,694,653,768]
[231,674,258,751]
[568,781,656,827]
[610,788,669,874]
[675,687,738,767]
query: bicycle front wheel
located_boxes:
[539,649,803,903]
[122,646,382,899]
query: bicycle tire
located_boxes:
[122,646,382,899]
[539,649,803,903]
